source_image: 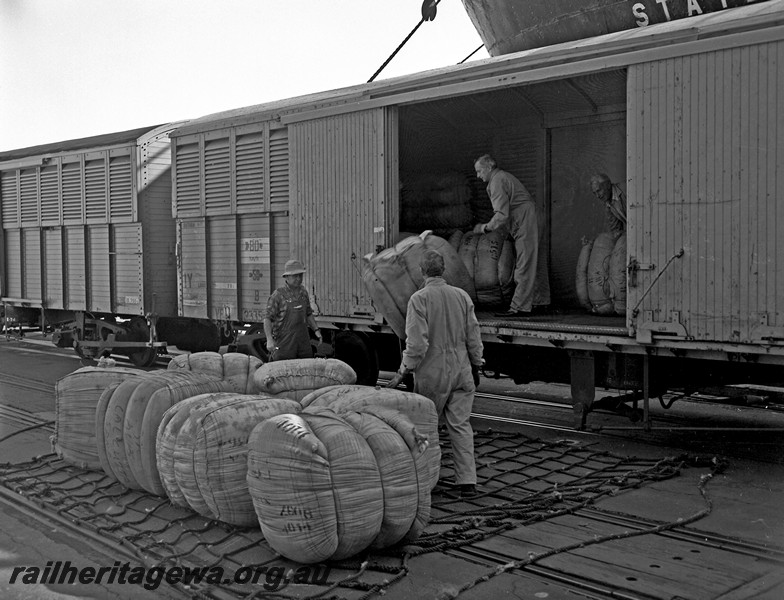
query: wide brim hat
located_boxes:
[283,259,306,276]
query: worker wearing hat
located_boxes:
[263,259,322,361]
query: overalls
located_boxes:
[271,292,313,361]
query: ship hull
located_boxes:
[461,0,770,55]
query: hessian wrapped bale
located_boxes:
[587,232,617,315]
[54,365,147,471]
[457,230,515,307]
[166,351,263,394]
[609,233,627,315]
[96,370,233,493]
[160,393,301,525]
[575,237,594,312]
[246,406,430,563]
[252,358,357,402]
[362,231,476,338]
[300,384,441,491]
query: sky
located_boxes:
[0,0,489,152]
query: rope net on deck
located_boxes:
[0,430,715,600]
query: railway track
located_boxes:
[430,455,784,600]
[439,498,784,600]
[0,358,781,599]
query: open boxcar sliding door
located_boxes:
[287,107,399,383]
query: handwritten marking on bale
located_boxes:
[252,358,357,402]
[247,407,430,563]
[162,394,301,526]
[167,351,263,394]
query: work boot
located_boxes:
[458,484,478,498]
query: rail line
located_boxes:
[438,498,784,600]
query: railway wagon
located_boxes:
[169,2,784,426]
[0,124,224,366]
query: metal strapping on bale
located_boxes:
[0,430,710,600]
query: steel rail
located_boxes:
[0,371,53,395]
[578,507,784,563]
[444,544,654,600]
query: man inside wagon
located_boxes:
[590,173,627,237]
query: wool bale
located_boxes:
[361,241,420,338]
[458,231,515,307]
[575,237,594,312]
[587,232,616,315]
[419,233,476,300]
[338,408,429,547]
[247,407,429,563]
[300,385,440,491]
[362,231,476,339]
[96,382,127,481]
[163,394,301,525]
[609,234,627,315]
[97,371,233,493]
[447,229,464,250]
[252,358,357,402]
[167,351,263,394]
[157,393,220,508]
[54,366,147,471]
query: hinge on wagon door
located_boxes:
[627,257,655,288]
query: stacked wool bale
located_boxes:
[166,351,263,393]
[576,232,626,315]
[95,370,234,494]
[52,366,150,470]
[252,358,357,402]
[453,230,515,307]
[300,384,441,491]
[399,172,473,234]
[362,231,476,338]
[156,392,301,526]
[247,405,432,563]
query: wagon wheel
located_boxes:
[334,331,379,386]
[126,317,158,368]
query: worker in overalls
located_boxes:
[387,249,485,498]
[263,259,322,361]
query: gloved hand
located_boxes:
[471,363,481,388]
[472,223,486,235]
[387,371,405,388]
